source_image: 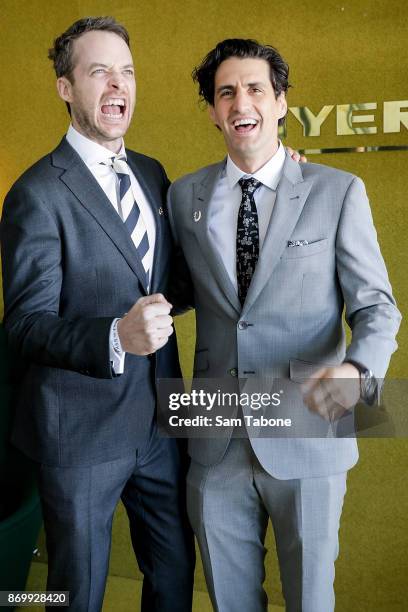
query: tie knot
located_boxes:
[103,155,129,175]
[238,177,262,196]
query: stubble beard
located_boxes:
[72,106,123,145]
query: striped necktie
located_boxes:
[106,155,151,288]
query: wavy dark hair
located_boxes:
[192,39,290,126]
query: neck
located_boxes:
[102,139,123,154]
[71,122,123,154]
[229,141,279,174]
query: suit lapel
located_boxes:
[243,153,313,314]
[192,162,241,314]
[52,138,149,292]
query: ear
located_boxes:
[277,92,288,120]
[56,76,74,104]
[208,105,219,127]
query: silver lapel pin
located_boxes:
[158,207,164,216]
[193,211,202,222]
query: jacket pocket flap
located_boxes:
[289,358,337,382]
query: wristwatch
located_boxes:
[345,360,378,405]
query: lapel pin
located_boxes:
[158,207,164,216]
[194,211,202,222]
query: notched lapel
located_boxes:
[243,155,313,313]
[192,163,241,314]
[52,139,149,292]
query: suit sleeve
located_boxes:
[336,176,401,378]
[1,181,114,379]
[166,182,195,315]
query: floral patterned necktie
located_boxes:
[236,177,262,306]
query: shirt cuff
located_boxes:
[109,318,126,374]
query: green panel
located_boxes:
[0,325,43,600]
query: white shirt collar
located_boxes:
[66,124,126,166]
[226,141,286,191]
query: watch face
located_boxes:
[361,370,377,405]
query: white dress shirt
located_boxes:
[66,125,156,373]
[208,141,286,290]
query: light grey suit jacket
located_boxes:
[168,152,401,479]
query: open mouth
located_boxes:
[233,118,259,133]
[101,98,126,119]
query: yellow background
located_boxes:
[0,1,407,610]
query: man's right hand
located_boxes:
[117,293,174,356]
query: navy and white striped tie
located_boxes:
[107,156,151,288]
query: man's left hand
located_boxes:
[300,363,360,421]
[286,146,307,163]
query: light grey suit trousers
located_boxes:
[188,439,346,612]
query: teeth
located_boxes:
[233,118,257,126]
[103,112,124,118]
[104,98,125,106]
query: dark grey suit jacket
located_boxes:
[1,137,181,466]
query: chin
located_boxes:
[233,143,256,155]
[99,125,127,140]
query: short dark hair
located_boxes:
[192,39,290,126]
[48,16,130,81]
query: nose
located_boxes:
[232,89,251,114]
[108,70,125,90]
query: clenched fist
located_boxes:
[117,293,174,356]
[301,363,360,421]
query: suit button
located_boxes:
[229,368,238,377]
[238,321,248,330]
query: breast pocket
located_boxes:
[281,238,329,259]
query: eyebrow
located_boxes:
[88,63,134,70]
[216,81,266,93]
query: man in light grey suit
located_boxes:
[167,39,401,611]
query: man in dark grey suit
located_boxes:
[168,39,401,611]
[1,17,194,611]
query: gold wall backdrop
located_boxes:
[1,1,407,610]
